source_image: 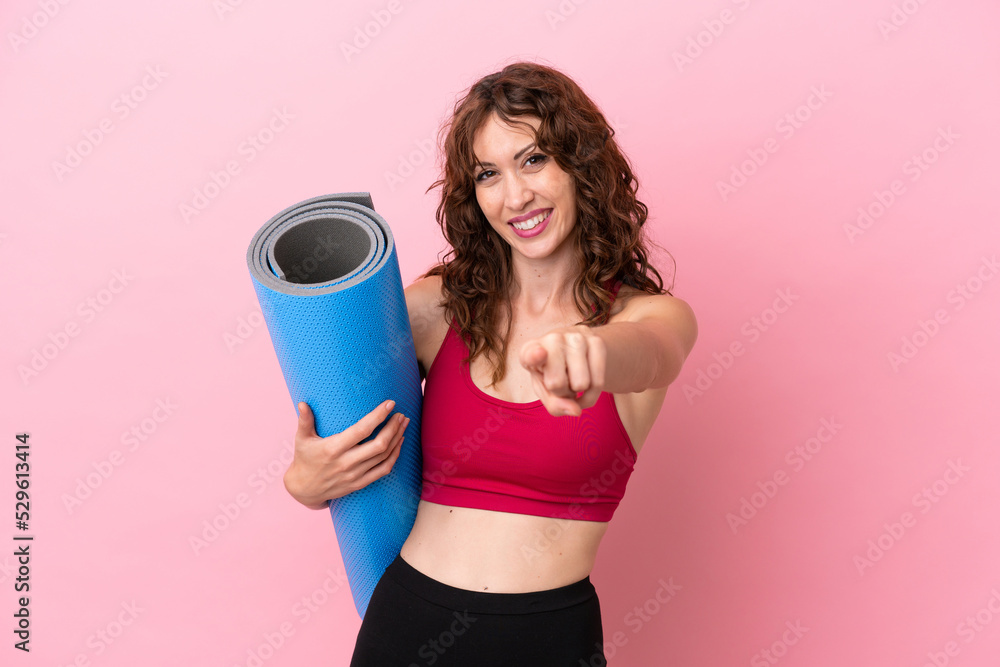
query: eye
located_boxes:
[525,154,548,167]
[475,169,496,182]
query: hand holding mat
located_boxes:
[246,192,423,618]
[287,400,410,510]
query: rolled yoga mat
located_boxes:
[246,192,422,618]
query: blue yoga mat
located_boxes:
[246,192,422,618]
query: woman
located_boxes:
[284,61,698,665]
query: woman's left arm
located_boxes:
[520,294,699,417]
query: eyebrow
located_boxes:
[475,142,537,169]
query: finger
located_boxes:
[356,418,408,487]
[376,416,409,464]
[563,331,591,395]
[541,394,582,417]
[541,334,571,397]
[341,399,398,446]
[351,412,406,465]
[519,340,547,371]
[295,401,318,441]
[577,335,605,409]
[530,370,581,417]
[576,387,600,410]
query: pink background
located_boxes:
[3,0,999,665]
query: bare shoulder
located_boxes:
[404,274,450,381]
[404,273,445,312]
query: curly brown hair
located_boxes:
[421,60,675,389]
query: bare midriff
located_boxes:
[399,499,609,593]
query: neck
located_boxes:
[507,243,582,320]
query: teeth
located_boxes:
[512,211,548,231]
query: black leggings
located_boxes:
[350,554,607,666]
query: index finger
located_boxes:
[519,340,547,371]
[339,399,399,445]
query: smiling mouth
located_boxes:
[509,209,551,231]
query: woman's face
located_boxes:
[471,113,577,261]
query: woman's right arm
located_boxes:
[282,275,441,509]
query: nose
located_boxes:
[502,171,533,214]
